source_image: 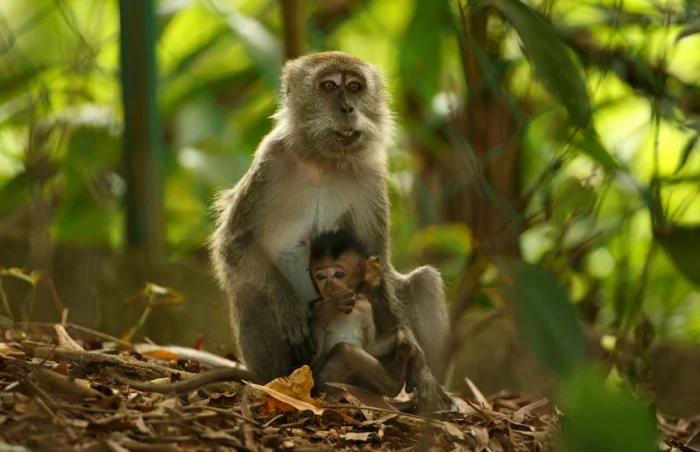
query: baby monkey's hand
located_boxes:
[328,288,356,314]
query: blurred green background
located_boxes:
[0,0,699,425]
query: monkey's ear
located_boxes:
[365,256,381,287]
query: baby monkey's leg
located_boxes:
[365,325,419,360]
[314,342,411,398]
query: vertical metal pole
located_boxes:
[118,0,165,275]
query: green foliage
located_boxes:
[486,0,592,129]
[557,366,658,452]
[552,177,597,226]
[505,260,586,376]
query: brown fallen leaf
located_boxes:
[470,425,490,449]
[54,324,84,352]
[512,398,550,423]
[254,365,323,416]
[686,427,700,452]
[465,377,492,410]
[249,383,324,416]
[325,382,399,414]
[30,367,102,400]
[0,342,25,358]
[342,432,373,442]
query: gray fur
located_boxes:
[209,51,451,409]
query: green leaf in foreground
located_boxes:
[674,134,698,175]
[504,261,585,376]
[655,224,700,287]
[571,130,621,171]
[487,0,592,129]
[557,367,658,452]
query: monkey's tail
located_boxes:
[106,367,264,394]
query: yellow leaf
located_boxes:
[253,365,323,416]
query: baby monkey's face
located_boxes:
[311,251,381,297]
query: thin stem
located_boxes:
[0,277,14,321]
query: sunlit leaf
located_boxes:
[571,131,620,171]
[486,0,592,129]
[557,367,658,452]
[655,224,700,287]
[221,10,281,87]
[254,365,324,416]
[503,260,586,376]
[674,134,698,175]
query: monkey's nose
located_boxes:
[340,105,354,114]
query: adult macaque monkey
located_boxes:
[308,229,416,398]
[210,51,451,410]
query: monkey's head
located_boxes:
[309,229,381,297]
[274,51,394,164]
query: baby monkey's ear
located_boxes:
[364,256,381,287]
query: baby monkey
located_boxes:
[308,229,418,399]
[109,230,418,401]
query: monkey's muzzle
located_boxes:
[334,130,361,146]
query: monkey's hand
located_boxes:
[284,305,316,364]
[414,367,459,414]
[328,289,356,314]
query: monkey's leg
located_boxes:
[365,325,415,359]
[397,265,448,371]
[234,285,298,382]
[315,343,407,398]
[394,266,458,412]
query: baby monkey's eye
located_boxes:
[321,81,337,92]
[315,273,326,280]
[347,81,361,92]
[333,271,345,279]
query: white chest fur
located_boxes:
[257,161,375,301]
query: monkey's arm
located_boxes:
[211,150,315,366]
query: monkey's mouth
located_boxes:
[334,130,361,145]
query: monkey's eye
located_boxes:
[321,81,337,92]
[347,81,361,93]
[315,273,326,281]
[333,271,345,279]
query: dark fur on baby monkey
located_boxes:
[308,229,418,398]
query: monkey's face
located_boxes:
[279,52,392,160]
[310,251,381,297]
[310,252,364,297]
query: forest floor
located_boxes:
[0,323,699,451]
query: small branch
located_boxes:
[16,321,135,350]
[30,367,103,400]
[32,346,243,394]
